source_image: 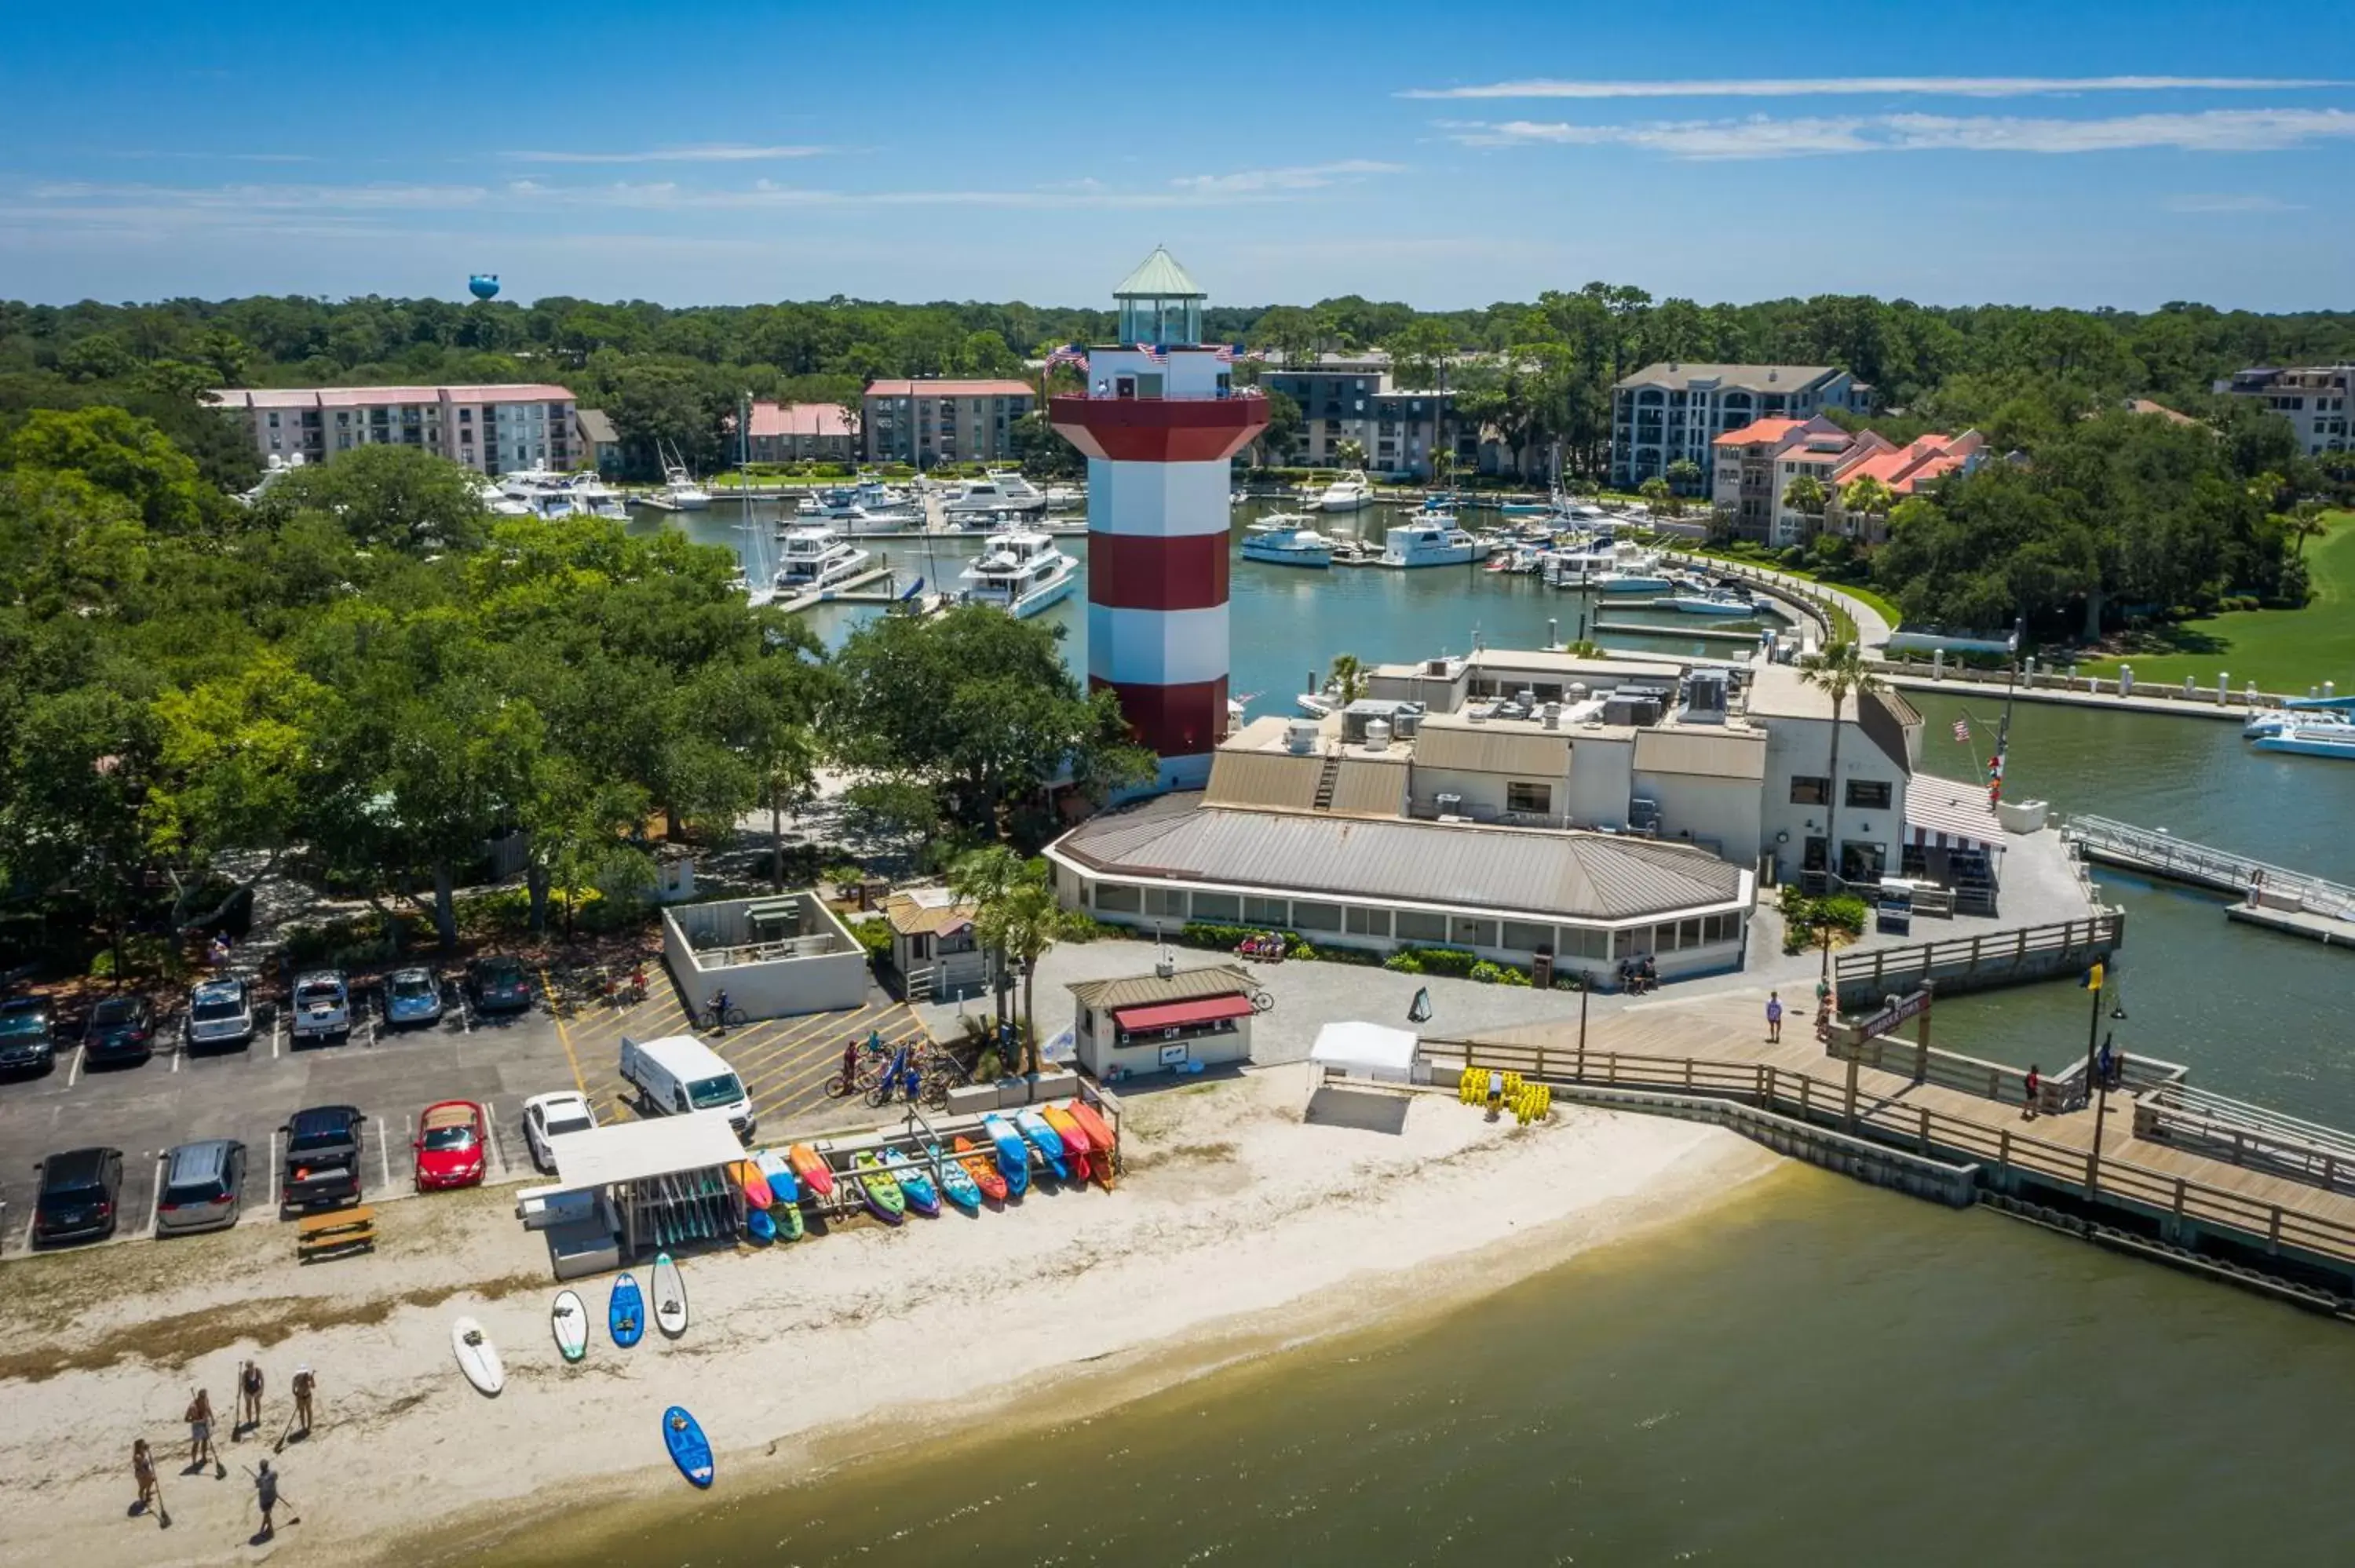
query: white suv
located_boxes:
[184,978,255,1051]
[289,970,352,1045]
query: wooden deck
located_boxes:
[1433,992,2355,1287]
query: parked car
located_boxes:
[32,1146,124,1246]
[281,1105,365,1212]
[0,997,57,1075]
[413,1100,488,1191]
[157,1138,247,1236]
[82,994,157,1066]
[382,967,446,1030]
[521,1090,597,1173]
[288,970,352,1045]
[463,955,535,1016]
[184,977,256,1052]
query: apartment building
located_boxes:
[861,378,1035,468]
[206,383,578,476]
[745,401,856,465]
[1612,363,1874,490]
[1711,417,1982,545]
[2212,364,2353,456]
[1261,353,1465,478]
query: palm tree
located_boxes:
[972,864,1082,1074]
[1798,640,1883,895]
[1327,652,1367,705]
[1838,474,1893,543]
[2287,498,2331,558]
[1782,472,1830,538]
[1638,475,1675,516]
[1665,457,1704,498]
[1335,437,1369,472]
[947,844,1027,1030]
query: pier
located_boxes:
[1831,913,2123,1010]
[1592,618,1767,644]
[1426,988,2355,1316]
[2063,815,2355,946]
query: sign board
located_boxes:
[1855,988,1933,1041]
[1157,1042,1190,1067]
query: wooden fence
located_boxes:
[1833,913,2123,1005]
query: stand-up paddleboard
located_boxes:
[609,1273,645,1347]
[663,1406,714,1489]
[981,1114,1033,1193]
[929,1143,982,1212]
[652,1251,689,1338]
[852,1151,905,1223]
[754,1149,799,1205]
[1014,1108,1069,1180]
[883,1146,940,1216]
[452,1317,504,1395]
[550,1290,589,1362]
[1039,1105,1092,1183]
[787,1143,834,1198]
[746,1205,776,1244]
[731,1160,773,1209]
[952,1134,1010,1203]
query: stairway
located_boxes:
[1312,753,1342,811]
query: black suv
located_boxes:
[33,1147,125,1245]
[281,1105,366,1212]
[0,997,56,1075]
[464,955,535,1016]
[82,994,157,1066]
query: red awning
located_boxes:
[1112,994,1254,1032]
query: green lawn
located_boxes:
[2079,511,2355,693]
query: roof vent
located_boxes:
[1365,719,1392,753]
[1768,369,1779,383]
[1284,720,1317,755]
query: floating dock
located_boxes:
[2065,815,2355,946]
[1592,619,1765,644]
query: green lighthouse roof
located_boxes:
[1112,246,1203,299]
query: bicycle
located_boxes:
[698,1004,748,1031]
[824,1034,893,1098]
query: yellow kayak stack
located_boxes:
[1455,1066,1553,1125]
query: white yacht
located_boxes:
[1044,484,1086,510]
[1376,521,1492,568]
[944,469,1049,523]
[807,478,918,525]
[1241,512,1333,568]
[570,473,632,522]
[1304,471,1373,513]
[500,467,630,522]
[958,529,1077,618]
[236,454,307,507]
[659,465,711,511]
[1547,539,1674,593]
[775,523,873,593]
[473,476,531,517]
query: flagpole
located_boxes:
[1992,614,2025,805]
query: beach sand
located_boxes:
[0,1067,1775,1566]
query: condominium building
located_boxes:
[206,384,578,476]
[2212,364,2353,456]
[1612,363,1874,490]
[745,401,856,465]
[1261,353,1465,478]
[861,378,1035,468]
[1711,417,1982,545]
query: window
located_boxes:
[1845,779,1892,810]
[1506,782,1553,815]
[1292,901,1342,932]
[1345,907,1389,938]
[1094,882,1142,913]
[1502,921,1552,953]
[1144,888,1187,920]
[1451,917,1498,949]
[1789,776,1831,805]
[1394,910,1448,943]
[1243,896,1289,926]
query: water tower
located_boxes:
[468,274,501,301]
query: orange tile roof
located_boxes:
[1713,417,1806,447]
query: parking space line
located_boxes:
[483,1099,507,1180]
[271,1015,283,1059]
[147,1154,166,1238]
[378,1118,393,1194]
[268,1131,283,1212]
[171,1041,184,1074]
[539,966,590,1101]
[18,1210,33,1254]
[67,1045,85,1088]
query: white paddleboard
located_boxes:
[453,1315,505,1395]
[550,1290,589,1363]
[652,1251,689,1338]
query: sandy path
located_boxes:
[0,1067,1775,1566]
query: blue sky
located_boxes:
[2,0,2350,312]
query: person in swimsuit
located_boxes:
[290,1367,316,1438]
[186,1388,220,1475]
[133,1439,157,1514]
[238,1359,264,1436]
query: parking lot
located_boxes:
[0,965,936,1257]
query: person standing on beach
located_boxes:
[133,1439,158,1514]
[238,1359,264,1437]
[2023,1065,2042,1121]
[290,1367,316,1439]
[1765,993,1784,1043]
[186,1389,221,1476]
[253,1460,280,1541]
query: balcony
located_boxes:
[1050,390,1269,463]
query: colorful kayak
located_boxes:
[981,1114,1034,1191]
[929,1142,982,1212]
[754,1149,800,1205]
[1039,1104,1093,1183]
[731,1160,773,1209]
[787,1143,835,1198]
[550,1289,589,1362]
[774,1199,805,1241]
[1014,1108,1069,1181]
[883,1146,940,1216]
[1064,1099,1117,1160]
[747,1205,776,1243]
[853,1150,906,1223]
[608,1272,645,1347]
[952,1135,1010,1203]
[663,1406,714,1489]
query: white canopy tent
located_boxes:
[1309,1021,1420,1084]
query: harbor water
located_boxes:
[502,1166,2355,1567]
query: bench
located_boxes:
[296,1205,376,1261]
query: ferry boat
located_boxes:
[1241,513,1333,568]
[775,523,872,593]
[1376,521,1492,568]
[1304,472,1373,513]
[958,529,1076,618]
[943,470,1049,523]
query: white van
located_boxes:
[619,1034,754,1141]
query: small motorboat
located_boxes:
[929,1143,983,1212]
[980,1114,1033,1194]
[1657,591,1764,617]
[952,1134,1010,1202]
[852,1150,906,1223]
[883,1145,940,1216]
[1013,1107,1070,1180]
[1039,1104,1093,1183]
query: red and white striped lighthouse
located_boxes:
[1050,249,1267,790]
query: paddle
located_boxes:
[151,1466,170,1530]
[271,1401,298,1454]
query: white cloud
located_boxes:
[501,144,831,163]
[1438,108,2355,158]
[2163,192,2306,212]
[1167,159,1406,194]
[1402,75,2348,101]
[30,180,488,209]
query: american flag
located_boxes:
[1044,344,1087,370]
[1135,342,1168,363]
[1213,342,1238,363]
[1952,717,1970,742]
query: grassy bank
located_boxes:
[2079,511,2355,692]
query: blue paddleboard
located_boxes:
[609,1273,645,1347]
[664,1405,714,1488]
[747,1205,776,1244]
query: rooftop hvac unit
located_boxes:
[1284,720,1318,754]
[1684,669,1730,724]
[1542,702,1562,730]
[1393,708,1422,738]
[1426,658,1451,676]
[1364,719,1392,752]
[1630,797,1661,831]
[1436,793,1463,815]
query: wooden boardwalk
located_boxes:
[1431,991,2355,1295]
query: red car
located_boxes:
[413,1100,488,1191]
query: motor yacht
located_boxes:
[958,529,1077,618]
[1241,513,1333,567]
[1304,471,1373,513]
[775,523,873,593]
[1375,521,1491,568]
[943,469,1049,522]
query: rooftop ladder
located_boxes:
[1312,753,1343,811]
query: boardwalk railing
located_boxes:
[2065,815,2355,917]
[1874,660,2287,711]
[1832,913,2123,1001]
[2135,1082,2355,1197]
[1420,1035,2355,1277]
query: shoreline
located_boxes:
[1,1067,1778,1568]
